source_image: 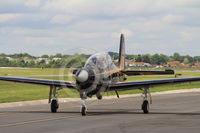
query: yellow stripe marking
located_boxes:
[0,115,79,127]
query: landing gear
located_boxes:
[96,92,102,100]
[141,88,151,114]
[51,99,59,113]
[142,100,149,114]
[81,106,86,116]
[80,92,87,116]
[49,86,59,113]
[81,99,87,116]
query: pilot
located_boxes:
[91,57,97,65]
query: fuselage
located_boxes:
[75,52,123,98]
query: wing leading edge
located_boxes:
[108,77,200,91]
[0,76,76,89]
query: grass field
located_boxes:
[0,67,200,103]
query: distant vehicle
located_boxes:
[0,34,200,116]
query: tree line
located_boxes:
[110,52,200,65]
[0,53,89,68]
[0,52,199,68]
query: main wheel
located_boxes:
[81,106,86,116]
[51,99,59,113]
[142,100,149,114]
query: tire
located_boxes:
[142,100,149,114]
[81,106,86,116]
[51,99,59,113]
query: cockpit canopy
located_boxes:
[85,53,117,74]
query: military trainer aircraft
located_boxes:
[0,34,200,116]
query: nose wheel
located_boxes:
[80,94,87,116]
[81,106,87,116]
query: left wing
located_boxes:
[108,77,200,91]
[0,76,76,89]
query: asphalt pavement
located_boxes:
[0,90,200,133]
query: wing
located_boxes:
[0,76,76,89]
[108,77,200,91]
[124,69,174,76]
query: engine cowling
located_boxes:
[75,68,95,90]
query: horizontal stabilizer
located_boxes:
[124,69,174,76]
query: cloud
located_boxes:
[112,29,134,38]
[180,27,200,41]
[42,0,158,16]
[0,13,24,23]
[50,14,74,24]
[24,36,56,46]
[0,0,200,56]
[162,15,185,24]
[24,0,41,7]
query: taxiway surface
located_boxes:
[0,90,200,133]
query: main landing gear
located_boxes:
[51,99,59,113]
[49,86,59,113]
[141,88,152,114]
[142,100,149,114]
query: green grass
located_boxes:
[0,68,69,76]
[0,68,200,103]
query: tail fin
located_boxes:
[118,34,125,70]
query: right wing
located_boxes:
[0,76,76,89]
[108,77,200,91]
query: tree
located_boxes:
[54,53,62,58]
[136,54,142,62]
[142,54,151,63]
[194,56,200,63]
[151,54,161,64]
[159,54,169,64]
[183,58,189,64]
[173,52,181,61]
[41,55,49,58]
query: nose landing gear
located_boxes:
[80,92,87,116]
[81,99,87,116]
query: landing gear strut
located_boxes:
[49,86,59,113]
[141,88,151,114]
[81,100,87,116]
[80,92,87,116]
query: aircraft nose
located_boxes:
[76,69,89,82]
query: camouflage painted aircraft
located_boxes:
[0,34,200,116]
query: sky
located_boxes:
[0,0,200,56]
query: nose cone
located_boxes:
[76,70,89,82]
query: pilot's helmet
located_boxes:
[91,57,97,64]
